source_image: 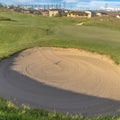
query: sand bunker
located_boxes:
[1,47,120,116]
[12,47,120,100]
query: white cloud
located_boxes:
[62,0,78,3]
[0,0,120,9]
[16,0,34,3]
[75,0,120,10]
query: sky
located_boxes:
[0,0,120,10]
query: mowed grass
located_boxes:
[0,10,120,63]
[0,97,120,120]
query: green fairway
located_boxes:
[0,10,120,64]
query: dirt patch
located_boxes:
[77,22,84,26]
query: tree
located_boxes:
[0,3,3,7]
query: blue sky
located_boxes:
[0,0,120,10]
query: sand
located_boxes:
[0,47,120,116]
[12,47,120,100]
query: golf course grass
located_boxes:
[0,9,120,64]
[0,8,120,119]
[0,97,120,120]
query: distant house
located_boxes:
[67,11,91,18]
[32,10,42,15]
[85,11,92,18]
[42,10,49,16]
[22,8,31,14]
[96,12,108,16]
[23,10,30,14]
[116,15,120,19]
[49,9,62,17]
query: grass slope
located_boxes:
[0,10,120,63]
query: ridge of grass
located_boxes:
[0,97,120,120]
